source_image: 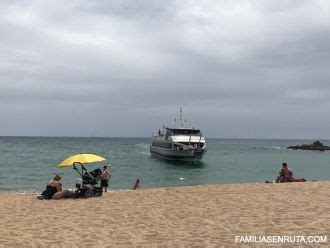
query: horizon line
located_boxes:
[0,135,327,141]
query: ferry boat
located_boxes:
[150,108,207,161]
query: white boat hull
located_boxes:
[150,146,206,162]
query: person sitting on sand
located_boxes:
[39,174,74,200]
[276,163,294,183]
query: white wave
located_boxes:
[0,190,41,195]
[136,151,151,156]
[264,146,283,150]
[134,143,150,149]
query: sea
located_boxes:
[1,137,330,193]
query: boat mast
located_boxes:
[179,107,185,128]
[180,107,183,122]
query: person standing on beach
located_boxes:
[101,165,111,192]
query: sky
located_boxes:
[0,0,330,138]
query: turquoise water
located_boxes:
[1,137,330,193]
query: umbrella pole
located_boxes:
[80,162,96,180]
[73,163,83,177]
[80,162,85,179]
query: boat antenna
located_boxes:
[180,107,183,121]
[179,107,187,128]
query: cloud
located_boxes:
[0,0,330,138]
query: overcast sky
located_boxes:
[1,0,330,138]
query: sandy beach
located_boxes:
[1,182,330,247]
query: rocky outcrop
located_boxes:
[287,141,330,151]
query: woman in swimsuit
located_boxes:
[41,174,74,200]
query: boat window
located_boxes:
[168,129,201,136]
[178,142,204,148]
[152,142,173,149]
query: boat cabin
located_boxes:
[165,128,202,136]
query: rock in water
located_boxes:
[287,140,330,151]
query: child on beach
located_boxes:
[133,179,141,190]
[101,165,111,192]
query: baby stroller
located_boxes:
[72,163,103,198]
[58,154,107,198]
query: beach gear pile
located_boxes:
[58,154,105,198]
[73,168,103,198]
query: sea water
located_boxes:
[1,137,330,193]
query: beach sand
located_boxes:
[1,182,330,247]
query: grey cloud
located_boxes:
[76,0,174,19]
[1,0,330,138]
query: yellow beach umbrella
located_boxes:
[58,154,106,168]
